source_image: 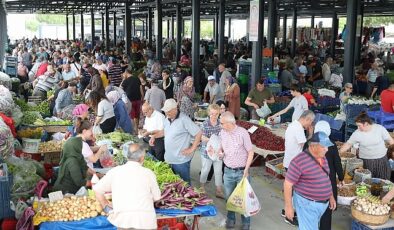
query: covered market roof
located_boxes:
[4,0,394,17]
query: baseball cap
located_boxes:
[309,132,334,147]
[161,99,178,112]
[208,75,215,81]
[314,121,331,136]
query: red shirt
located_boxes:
[36,63,48,78]
[303,93,314,107]
[381,89,394,113]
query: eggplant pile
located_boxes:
[155,181,213,211]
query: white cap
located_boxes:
[208,75,215,81]
[161,99,178,112]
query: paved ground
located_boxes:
[189,152,352,230]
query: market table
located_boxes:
[251,124,286,160]
[39,205,217,230]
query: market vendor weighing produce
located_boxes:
[94,144,161,230]
[244,79,275,120]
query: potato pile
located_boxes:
[37,196,104,222]
[353,196,390,216]
[38,141,63,153]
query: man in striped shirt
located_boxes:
[107,58,123,87]
[284,132,336,230]
[219,111,254,230]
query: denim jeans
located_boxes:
[200,156,223,187]
[293,192,328,230]
[171,160,191,185]
[223,167,250,225]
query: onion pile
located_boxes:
[353,196,390,216]
[36,196,104,222]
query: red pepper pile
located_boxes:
[236,120,285,151]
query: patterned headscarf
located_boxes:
[107,90,121,105]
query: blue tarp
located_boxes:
[314,113,344,130]
[39,206,217,230]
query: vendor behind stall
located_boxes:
[244,79,275,120]
[94,144,161,230]
[339,112,394,179]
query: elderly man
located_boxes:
[62,63,77,82]
[154,99,202,184]
[141,102,166,161]
[204,75,223,104]
[32,65,59,101]
[218,63,232,95]
[220,111,254,230]
[94,144,161,230]
[244,79,275,120]
[284,132,336,230]
[144,79,166,112]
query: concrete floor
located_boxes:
[189,152,352,230]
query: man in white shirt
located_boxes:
[61,63,77,82]
[204,75,223,104]
[94,144,161,230]
[140,103,166,161]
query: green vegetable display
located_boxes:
[143,158,182,189]
[15,99,51,117]
[112,148,127,166]
[33,118,72,126]
[96,131,138,144]
[22,111,43,125]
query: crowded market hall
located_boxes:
[1,0,394,229]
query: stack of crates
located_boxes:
[5,57,18,77]
[0,164,14,220]
[344,104,368,141]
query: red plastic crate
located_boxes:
[1,218,17,230]
[157,218,177,229]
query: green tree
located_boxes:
[26,20,39,32]
[339,16,394,33]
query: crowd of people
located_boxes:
[2,36,394,230]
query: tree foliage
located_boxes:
[25,20,39,32]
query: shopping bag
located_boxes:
[206,134,221,161]
[226,178,261,217]
[92,125,102,136]
[256,102,271,118]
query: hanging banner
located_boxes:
[249,0,259,41]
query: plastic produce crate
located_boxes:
[265,157,284,179]
[0,164,15,220]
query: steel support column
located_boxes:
[66,15,69,41]
[0,2,7,68]
[192,0,201,93]
[218,0,225,63]
[291,8,297,58]
[101,13,105,40]
[167,20,170,41]
[311,14,315,28]
[72,12,76,41]
[330,12,338,58]
[148,8,153,47]
[214,13,219,46]
[268,0,276,71]
[251,0,265,86]
[343,0,358,84]
[91,9,95,45]
[176,4,182,61]
[171,16,175,40]
[156,0,163,61]
[228,17,231,39]
[113,12,117,46]
[125,1,132,56]
[80,13,84,41]
[354,1,364,65]
[105,6,110,49]
[282,14,287,48]
[133,18,136,37]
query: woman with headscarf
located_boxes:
[107,91,134,134]
[224,76,240,119]
[178,76,196,118]
[86,91,116,134]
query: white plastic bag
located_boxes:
[226,177,261,217]
[206,134,221,161]
[256,102,271,118]
[92,125,102,136]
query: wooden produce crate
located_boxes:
[41,151,62,165]
[265,157,285,179]
[28,96,42,104]
[41,125,70,133]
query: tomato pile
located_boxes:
[236,120,285,151]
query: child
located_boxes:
[303,88,318,107]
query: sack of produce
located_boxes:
[354,168,372,183]
[99,149,114,168]
[0,118,15,160]
[226,178,261,217]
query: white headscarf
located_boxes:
[107,91,121,105]
[314,121,331,136]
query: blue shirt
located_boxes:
[164,112,201,164]
[55,89,73,114]
[113,100,133,134]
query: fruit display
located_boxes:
[236,120,285,151]
[352,196,390,216]
[96,131,138,144]
[35,196,104,222]
[17,127,44,139]
[38,141,63,153]
[356,185,369,196]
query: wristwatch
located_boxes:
[103,205,113,214]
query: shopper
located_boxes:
[162,69,174,99]
[200,104,224,198]
[268,84,308,122]
[220,111,254,230]
[87,91,116,134]
[339,83,353,112]
[54,81,77,117]
[144,79,166,112]
[204,75,223,104]
[154,99,202,184]
[107,91,133,134]
[244,79,275,120]
[178,76,196,119]
[380,83,394,113]
[284,132,336,230]
[224,76,241,119]
[94,144,161,230]
[122,69,143,134]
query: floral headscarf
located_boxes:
[107,91,121,105]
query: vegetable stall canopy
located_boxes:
[4,0,394,17]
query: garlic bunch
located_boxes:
[36,196,105,222]
[353,196,390,216]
